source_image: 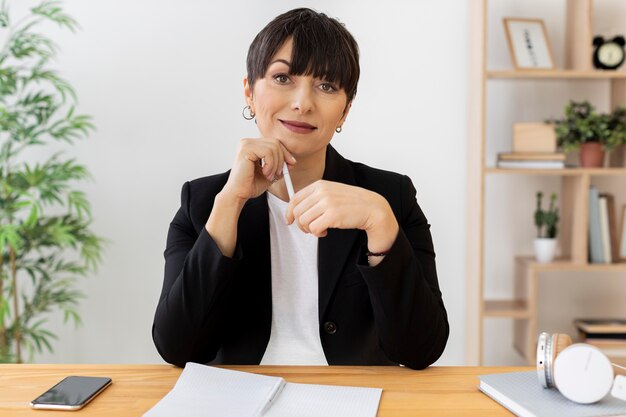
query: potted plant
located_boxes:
[533,192,559,263]
[0,1,103,362]
[548,100,626,167]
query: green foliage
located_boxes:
[534,192,559,239]
[604,106,626,151]
[0,1,101,363]
[548,100,626,152]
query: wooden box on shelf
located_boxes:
[513,123,557,153]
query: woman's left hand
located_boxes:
[285,180,399,253]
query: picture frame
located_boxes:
[503,18,555,70]
[618,204,626,261]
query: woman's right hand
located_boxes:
[220,138,296,204]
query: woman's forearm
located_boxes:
[205,191,246,257]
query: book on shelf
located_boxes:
[599,196,613,263]
[478,370,626,417]
[496,160,565,169]
[589,186,605,264]
[143,362,382,417]
[600,193,620,263]
[575,318,626,335]
[497,152,566,161]
[580,333,626,341]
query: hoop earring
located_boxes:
[335,126,342,133]
[242,105,255,120]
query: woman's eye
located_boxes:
[320,83,336,92]
[274,74,290,84]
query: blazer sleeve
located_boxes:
[357,175,449,369]
[152,181,240,367]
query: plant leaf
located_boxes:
[32,1,79,32]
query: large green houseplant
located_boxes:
[0,1,102,362]
[549,100,626,167]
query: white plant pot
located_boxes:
[534,238,557,263]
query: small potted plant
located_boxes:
[534,192,559,263]
[548,101,626,167]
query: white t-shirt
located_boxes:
[260,193,328,365]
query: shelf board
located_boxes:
[515,256,626,272]
[483,300,529,318]
[487,70,626,80]
[485,167,626,176]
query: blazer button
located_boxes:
[324,321,337,334]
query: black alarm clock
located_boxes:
[592,35,626,70]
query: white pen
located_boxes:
[282,162,295,201]
[257,380,286,416]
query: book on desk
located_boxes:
[478,371,626,417]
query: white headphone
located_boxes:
[536,332,626,404]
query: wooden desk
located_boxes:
[0,364,529,416]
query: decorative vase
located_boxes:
[579,142,605,167]
[534,238,557,263]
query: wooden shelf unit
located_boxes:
[466,0,626,365]
[487,70,626,79]
[483,300,529,318]
[508,257,626,364]
[485,168,626,176]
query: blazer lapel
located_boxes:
[238,192,271,274]
[237,192,272,359]
[318,146,362,320]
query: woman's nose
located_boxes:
[290,85,314,113]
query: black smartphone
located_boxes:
[30,376,112,410]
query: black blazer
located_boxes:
[152,145,448,370]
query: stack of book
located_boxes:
[574,318,626,367]
[588,187,619,264]
[496,152,565,169]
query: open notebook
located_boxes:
[144,362,382,417]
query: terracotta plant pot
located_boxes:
[579,142,605,168]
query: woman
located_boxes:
[153,8,448,370]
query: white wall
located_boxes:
[14,0,468,365]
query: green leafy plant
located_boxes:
[0,1,102,362]
[534,192,559,239]
[548,100,626,152]
[604,105,626,151]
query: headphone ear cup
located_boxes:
[544,333,572,388]
[553,344,614,404]
[536,332,552,388]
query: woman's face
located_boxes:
[244,38,351,160]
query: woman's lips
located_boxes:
[280,119,317,134]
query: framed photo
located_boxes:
[619,204,626,261]
[503,18,555,70]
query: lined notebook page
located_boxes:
[144,363,285,417]
[264,382,382,417]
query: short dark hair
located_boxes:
[246,8,360,103]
